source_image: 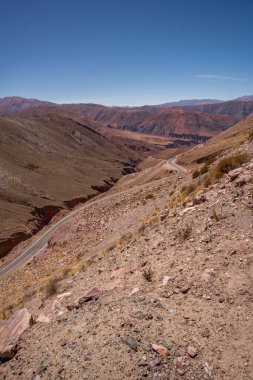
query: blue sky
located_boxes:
[0,0,253,105]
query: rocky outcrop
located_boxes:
[0,308,34,359]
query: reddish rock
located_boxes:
[218,295,225,303]
[0,308,34,359]
[151,343,170,356]
[66,287,101,311]
[193,195,207,205]
[187,345,198,358]
[181,285,191,294]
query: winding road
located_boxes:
[0,157,186,279]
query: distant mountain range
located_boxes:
[150,99,223,107]
[0,95,253,142]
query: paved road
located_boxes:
[0,156,186,279]
[167,156,187,173]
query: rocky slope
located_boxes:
[0,122,252,379]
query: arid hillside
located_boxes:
[0,113,157,258]
[0,97,238,145]
[178,114,253,165]
[0,118,252,379]
[113,109,236,139]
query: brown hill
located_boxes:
[0,97,237,145]
[63,105,236,143]
[0,96,55,114]
[0,113,154,258]
[116,109,236,139]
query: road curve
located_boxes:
[167,156,187,173]
[0,157,187,279]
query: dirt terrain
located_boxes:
[0,113,168,258]
[0,118,252,379]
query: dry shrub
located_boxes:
[145,193,155,200]
[200,164,209,175]
[181,183,197,196]
[142,267,154,282]
[177,223,192,240]
[211,208,223,222]
[192,170,200,179]
[214,153,250,180]
[45,277,59,298]
[202,174,212,188]
[248,131,253,141]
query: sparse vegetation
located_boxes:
[200,164,209,175]
[192,170,200,179]
[202,174,212,188]
[248,131,253,141]
[214,153,250,180]
[181,183,197,196]
[145,193,155,200]
[142,267,154,282]
[177,223,192,240]
[45,277,59,298]
[211,208,223,222]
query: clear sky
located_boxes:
[0,0,253,105]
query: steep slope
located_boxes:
[0,128,252,379]
[118,109,236,139]
[73,106,236,142]
[0,114,146,257]
[178,114,253,164]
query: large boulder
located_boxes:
[0,308,34,359]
